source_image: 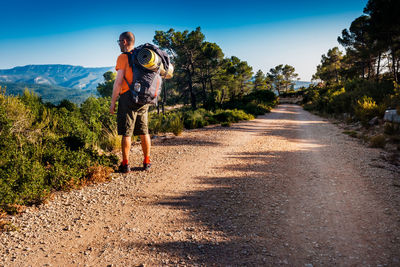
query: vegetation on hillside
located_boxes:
[0,82,94,104]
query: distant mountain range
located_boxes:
[0,64,113,103]
[0,64,312,104]
[293,81,313,89]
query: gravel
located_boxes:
[1,104,400,266]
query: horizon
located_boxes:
[0,0,368,81]
[0,64,314,83]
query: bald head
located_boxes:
[120,32,135,46]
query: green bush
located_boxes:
[221,121,231,127]
[242,102,271,115]
[244,89,277,103]
[149,112,184,136]
[183,108,210,129]
[354,96,384,125]
[303,79,394,121]
[166,113,184,136]
[149,113,165,134]
[213,109,254,123]
[0,89,118,213]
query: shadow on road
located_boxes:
[123,105,400,265]
[131,149,318,265]
[125,105,332,265]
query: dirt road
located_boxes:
[1,104,400,266]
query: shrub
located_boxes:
[245,89,277,103]
[343,130,358,138]
[183,109,210,129]
[213,109,254,123]
[242,102,271,115]
[354,96,383,125]
[101,127,121,151]
[149,113,165,134]
[0,89,118,213]
[166,113,184,136]
[149,112,184,135]
[369,134,386,148]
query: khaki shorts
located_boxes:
[117,92,149,136]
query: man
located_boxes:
[110,31,151,173]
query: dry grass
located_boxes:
[343,130,358,138]
[369,134,387,148]
[82,165,114,186]
[0,210,17,232]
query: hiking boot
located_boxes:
[143,162,151,171]
[118,164,130,173]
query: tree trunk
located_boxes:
[187,57,197,109]
[202,80,207,107]
[187,69,196,109]
[392,49,397,82]
[397,58,400,82]
[209,78,215,110]
[361,62,365,79]
[376,52,381,82]
[367,60,371,80]
[209,78,214,94]
[220,89,225,105]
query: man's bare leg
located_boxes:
[140,134,151,159]
[122,136,131,163]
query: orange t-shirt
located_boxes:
[115,53,133,95]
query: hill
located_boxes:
[294,81,313,89]
[0,82,96,104]
[0,64,113,103]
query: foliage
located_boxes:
[0,88,118,213]
[213,109,254,123]
[97,71,116,98]
[312,0,400,90]
[149,112,185,136]
[312,47,344,84]
[354,96,382,124]
[147,92,276,134]
[268,64,299,95]
[253,70,271,91]
[304,76,394,122]
[0,82,96,105]
[305,2,399,121]
[154,27,259,110]
[183,108,211,129]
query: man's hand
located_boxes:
[110,102,116,115]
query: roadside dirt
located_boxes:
[1,104,400,266]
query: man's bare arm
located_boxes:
[110,69,125,114]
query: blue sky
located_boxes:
[0,0,367,80]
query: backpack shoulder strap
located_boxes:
[122,50,137,89]
[123,51,133,69]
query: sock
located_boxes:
[122,159,128,166]
[144,156,150,164]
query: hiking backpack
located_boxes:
[123,43,171,105]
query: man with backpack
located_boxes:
[109,31,151,173]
